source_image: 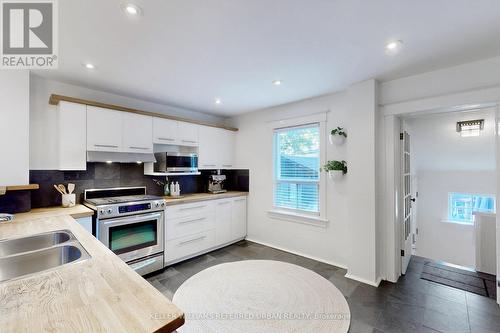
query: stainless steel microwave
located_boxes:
[154,152,198,173]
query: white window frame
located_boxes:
[267,112,328,227]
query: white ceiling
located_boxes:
[35,0,500,116]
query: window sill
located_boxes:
[268,209,329,228]
[441,219,474,226]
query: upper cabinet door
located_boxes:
[153,118,178,144]
[198,125,220,169]
[178,122,199,146]
[87,106,122,151]
[219,129,235,169]
[122,113,153,153]
[58,101,87,170]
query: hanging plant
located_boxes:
[322,160,347,179]
[329,127,347,145]
[331,127,347,138]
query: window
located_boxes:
[273,124,320,214]
[448,192,495,224]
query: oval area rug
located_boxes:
[173,260,350,333]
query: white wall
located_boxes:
[0,71,30,186]
[29,74,227,170]
[230,80,380,285]
[406,109,496,268]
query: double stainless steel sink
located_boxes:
[0,230,91,283]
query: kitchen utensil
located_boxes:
[57,184,67,194]
[54,185,64,195]
[67,183,75,194]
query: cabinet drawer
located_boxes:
[166,201,214,219]
[166,213,215,240]
[165,230,215,264]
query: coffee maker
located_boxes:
[208,174,227,194]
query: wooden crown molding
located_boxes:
[49,94,238,132]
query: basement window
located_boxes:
[447,192,496,224]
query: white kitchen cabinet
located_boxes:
[75,216,92,234]
[198,126,220,169]
[177,122,199,146]
[198,126,235,169]
[153,118,178,144]
[164,195,247,265]
[122,113,153,153]
[87,106,122,152]
[215,199,233,245]
[219,129,235,169]
[58,101,87,170]
[231,197,247,240]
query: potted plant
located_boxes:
[323,160,347,179]
[329,127,347,145]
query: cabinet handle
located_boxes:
[178,217,205,225]
[202,164,217,167]
[182,140,197,143]
[129,146,149,150]
[217,201,230,205]
[234,198,246,202]
[157,137,175,141]
[179,205,206,211]
[94,144,118,148]
[179,236,206,246]
[222,165,233,168]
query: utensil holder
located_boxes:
[62,194,76,208]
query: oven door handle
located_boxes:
[101,212,163,227]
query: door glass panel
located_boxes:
[109,220,157,255]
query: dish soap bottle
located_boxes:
[175,181,181,196]
[170,181,176,197]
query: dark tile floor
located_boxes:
[146,241,500,333]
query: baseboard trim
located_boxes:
[245,237,348,270]
[344,273,382,287]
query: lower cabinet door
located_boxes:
[165,230,215,264]
[75,216,92,234]
[215,199,232,245]
[231,197,247,240]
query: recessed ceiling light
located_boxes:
[122,3,142,16]
[83,63,95,70]
[272,80,283,86]
[385,40,403,55]
[215,98,222,105]
[106,161,113,164]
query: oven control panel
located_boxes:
[98,200,166,218]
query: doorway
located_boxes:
[397,108,497,299]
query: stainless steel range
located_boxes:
[84,187,165,276]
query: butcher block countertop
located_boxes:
[164,191,248,206]
[0,209,184,333]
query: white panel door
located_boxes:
[122,113,153,153]
[215,199,232,245]
[231,197,247,240]
[401,130,412,275]
[219,129,235,169]
[58,101,87,170]
[178,122,199,146]
[198,125,220,169]
[87,106,122,151]
[153,118,178,144]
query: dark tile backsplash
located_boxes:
[28,163,249,209]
